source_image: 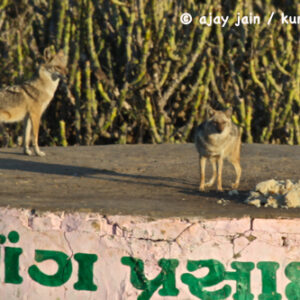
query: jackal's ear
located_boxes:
[57,49,65,57]
[225,107,233,118]
[43,47,52,61]
[206,106,215,118]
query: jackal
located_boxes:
[0,48,70,156]
[195,107,242,191]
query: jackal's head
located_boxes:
[206,107,232,134]
[43,47,68,77]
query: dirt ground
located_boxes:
[0,143,299,219]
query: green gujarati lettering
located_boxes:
[121,256,179,300]
[73,253,98,291]
[28,250,72,287]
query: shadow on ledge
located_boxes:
[0,157,195,191]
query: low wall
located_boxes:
[1,208,300,299]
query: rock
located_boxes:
[255,179,279,195]
[217,199,230,206]
[247,199,261,208]
[245,179,300,208]
[285,189,300,208]
[246,191,267,206]
[265,196,279,208]
[228,190,239,196]
[285,180,294,191]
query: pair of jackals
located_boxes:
[0,48,241,191]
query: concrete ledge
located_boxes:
[0,144,300,218]
[1,208,300,299]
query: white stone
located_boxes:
[246,179,300,208]
[285,188,300,207]
[255,179,279,195]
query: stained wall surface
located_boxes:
[1,208,300,299]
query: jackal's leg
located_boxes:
[217,157,224,191]
[231,159,241,189]
[199,156,207,191]
[0,123,9,147]
[205,158,217,187]
[30,113,45,157]
[228,141,242,189]
[23,114,33,155]
[0,110,12,145]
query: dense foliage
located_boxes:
[0,0,299,146]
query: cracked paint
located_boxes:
[0,208,299,299]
